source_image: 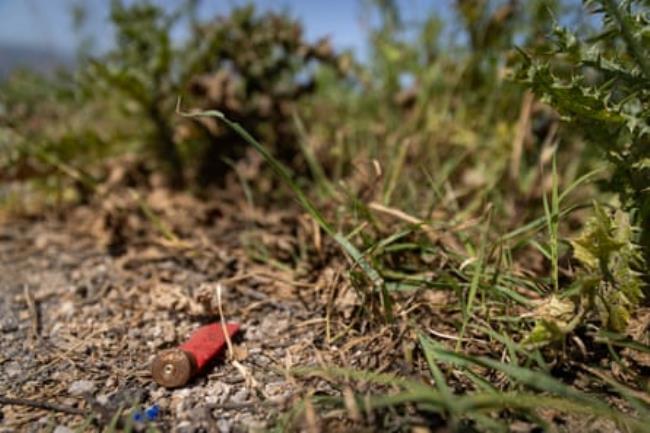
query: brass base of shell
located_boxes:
[151,349,196,388]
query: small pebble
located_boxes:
[230,387,249,404]
[58,301,76,318]
[67,380,95,396]
[105,376,117,389]
[176,421,193,433]
[4,363,22,379]
[217,418,232,433]
[0,314,18,333]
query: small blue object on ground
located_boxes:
[145,404,160,421]
[132,410,144,422]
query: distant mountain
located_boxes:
[0,43,74,79]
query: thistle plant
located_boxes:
[518,0,650,266]
[525,203,644,346]
[571,203,644,332]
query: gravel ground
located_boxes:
[0,187,357,432]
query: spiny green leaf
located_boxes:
[570,202,624,270]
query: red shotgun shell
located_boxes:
[151,323,240,388]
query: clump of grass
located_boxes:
[178,99,650,432]
[288,346,650,432]
[177,104,393,320]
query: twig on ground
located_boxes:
[0,396,86,416]
[368,202,438,242]
[22,285,40,341]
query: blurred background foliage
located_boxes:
[0,0,628,237]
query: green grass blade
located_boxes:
[178,106,388,309]
[559,167,605,203]
[500,203,587,242]
[418,333,454,401]
[430,347,625,411]
[292,112,335,196]
[457,208,491,350]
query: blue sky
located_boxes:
[0,0,452,57]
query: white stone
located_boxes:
[67,379,95,396]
